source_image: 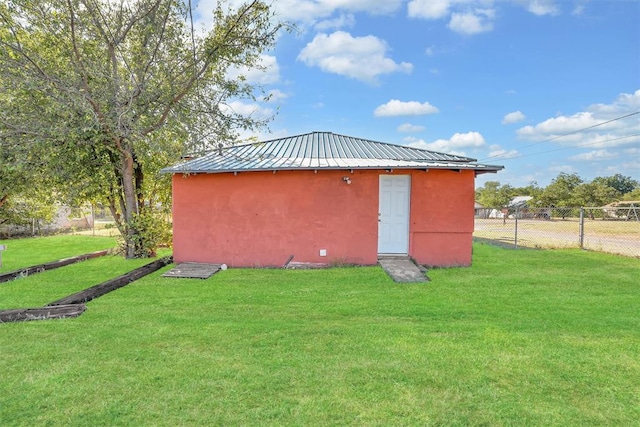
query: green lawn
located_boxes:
[1,238,639,426]
[0,234,117,272]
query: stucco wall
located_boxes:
[172,169,379,267]
[409,169,475,266]
[171,168,475,267]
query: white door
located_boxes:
[378,175,410,254]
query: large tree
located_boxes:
[573,182,620,208]
[0,93,54,226]
[592,174,639,195]
[537,172,584,207]
[0,0,283,257]
[475,181,516,208]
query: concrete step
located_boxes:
[378,256,428,283]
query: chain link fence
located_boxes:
[474,206,640,258]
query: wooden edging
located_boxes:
[0,250,110,284]
[0,304,86,323]
[0,255,173,323]
[47,256,173,306]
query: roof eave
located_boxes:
[162,164,504,175]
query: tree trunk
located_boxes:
[121,149,139,259]
[134,154,145,212]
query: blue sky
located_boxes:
[198,0,640,188]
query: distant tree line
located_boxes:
[476,173,640,209]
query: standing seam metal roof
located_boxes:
[161,131,503,175]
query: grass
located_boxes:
[0,234,117,272]
[1,237,639,425]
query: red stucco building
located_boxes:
[162,132,502,267]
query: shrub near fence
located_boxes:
[474,207,640,258]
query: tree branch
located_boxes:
[141,0,279,136]
[66,0,112,140]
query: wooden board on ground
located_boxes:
[47,256,173,306]
[0,304,86,323]
[285,261,329,269]
[162,263,222,279]
[0,249,110,284]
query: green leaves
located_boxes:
[475,181,517,208]
[476,172,637,209]
[1,0,283,257]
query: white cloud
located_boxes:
[265,0,402,25]
[407,0,452,19]
[587,89,640,116]
[405,131,486,156]
[314,13,355,30]
[488,144,519,159]
[407,0,572,36]
[235,127,290,145]
[606,160,640,175]
[516,90,640,148]
[198,0,566,39]
[220,101,274,121]
[572,3,586,16]
[518,111,598,137]
[448,9,495,35]
[226,55,280,85]
[407,2,497,35]
[297,31,413,84]
[196,0,403,32]
[374,100,439,117]
[569,150,618,161]
[524,0,560,16]
[266,89,289,103]
[398,123,426,133]
[502,111,526,124]
[406,139,465,157]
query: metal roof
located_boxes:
[161,131,503,175]
[508,196,534,208]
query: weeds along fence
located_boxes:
[474,206,640,258]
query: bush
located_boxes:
[117,210,172,258]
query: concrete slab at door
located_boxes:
[378,256,428,283]
[378,175,410,254]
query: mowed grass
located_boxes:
[1,239,639,426]
[0,234,117,272]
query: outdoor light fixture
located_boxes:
[342,176,352,185]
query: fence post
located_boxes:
[579,208,584,249]
[514,207,519,249]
